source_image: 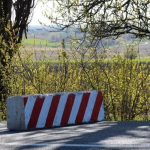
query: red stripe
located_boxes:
[45,95,60,128]
[75,93,90,123]
[27,97,45,129]
[24,97,28,107]
[61,94,75,125]
[90,91,103,121]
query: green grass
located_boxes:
[22,38,58,47]
[31,57,150,64]
[22,38,72,48]
[137,57,150,62]
[27,59,79,64]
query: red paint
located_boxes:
[24,97,28,107]
[61,94,75,125]
[45,95,60,128]
[90,91,103,121]
[75,93,90,123]
[27,97,45,129]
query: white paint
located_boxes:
[98,101,105,121]
[53,94,68,126]
[68,93,83,124]
[83,91,97,122]
[25,96,37,128]
[36,96,53,128]
[1,143,150,149]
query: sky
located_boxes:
[29,1,52,26]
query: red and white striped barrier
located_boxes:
[7,91,104,130]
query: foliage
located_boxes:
[122,43,138,59]
[0,0,36,118]
[1,42,150,121]
[0,18,20,120]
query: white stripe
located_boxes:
[36,96,53,128]
[68,93,83,124]
[97,101,105,121]
[1,143,150,148]
[83,91,97,122]
[24,96,37,128]
[53,94,68,126]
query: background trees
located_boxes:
[0,0,36,119]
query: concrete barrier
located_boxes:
[7,90,104,130]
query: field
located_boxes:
[22,38,71,48]
[21,41,150,63]
[22,38,58,47]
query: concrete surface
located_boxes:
[7,91,104,130]
[7,96,26,130]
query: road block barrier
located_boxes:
[7,90,104,130]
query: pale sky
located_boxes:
[30,1,53,26]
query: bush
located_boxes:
[124,44,138,59]
[0,43,150,121]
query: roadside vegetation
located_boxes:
[1,0,150,122]
[0,41,150,121]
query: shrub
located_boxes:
[0,43,150,121]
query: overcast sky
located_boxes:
[30,1,52,26]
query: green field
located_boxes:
[29,57,150,64]
[137,57,150,62]
[22,38,79,48]
[22,38,58,47]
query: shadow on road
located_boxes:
[1,121,147,150]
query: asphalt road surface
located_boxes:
[0,121,150,150]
